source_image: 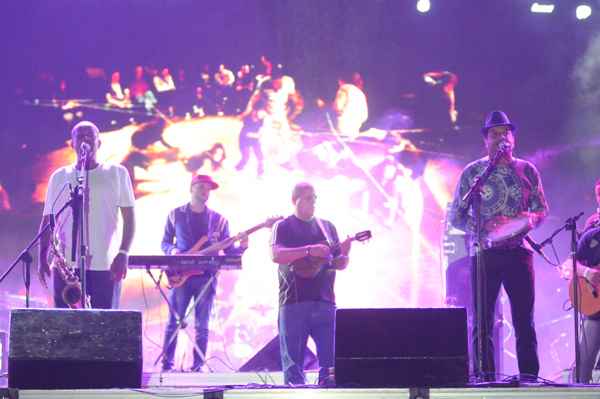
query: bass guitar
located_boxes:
[167,216,282,288]
[290,230,372,279]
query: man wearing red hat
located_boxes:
[448,111,549,382]
[160,174,248,372]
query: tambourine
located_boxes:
[485,216,530,248]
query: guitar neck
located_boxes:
[197,222,267,255]
[241,223,267,237]
[197,237,235,255]
[330,236,359,254]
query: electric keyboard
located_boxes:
[128,255,242,271]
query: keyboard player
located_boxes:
[160,174,248,372]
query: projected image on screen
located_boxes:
[7,58,466,372]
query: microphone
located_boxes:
[491,141,511,164]
[79,142,91,156]
[524,235,544,257]
[524,234,556,266]
[498,141,511,153]
[525,235,556,266]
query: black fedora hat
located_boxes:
[481,110,516,135]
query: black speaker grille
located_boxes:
[335,308,468,387]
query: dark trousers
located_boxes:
[278,301,336,385]
[53,269,120,309]
[162,274,216,371]
[236,123,264,173]
[471,247,539,380]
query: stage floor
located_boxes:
[8,386,600,399]
[4,372,600,399]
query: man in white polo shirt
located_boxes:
[37,121,136,308]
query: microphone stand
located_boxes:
[568,213,583,384]
[535,212,584,383]
[1,147,94,309]
[535,213,583,252]
[461,147,506,382]
[76,149,90,308]
[0,200,73,307]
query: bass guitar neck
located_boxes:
[168,216,282,286]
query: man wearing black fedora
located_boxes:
[448,110,549,382]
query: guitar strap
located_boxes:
[315,217,334,248]
[207,210,227,244]
[207,210,214,244]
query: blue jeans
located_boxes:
[162,274,216,370]
[581,318,600,383]
[279,301,336,385]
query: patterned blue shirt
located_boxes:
[448,156,548,253]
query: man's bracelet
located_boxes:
[118,249,129,256]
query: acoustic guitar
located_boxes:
[568,275,600,317]
[565,264,600,318]
[290,230,372,279]
[566,226,600,316]
[166,216,282,288]
[562,255,600,316]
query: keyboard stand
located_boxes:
[144,266,215,371]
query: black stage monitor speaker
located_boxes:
[9,308,143,389]
[335,308,468,388]
[239,335,317,372]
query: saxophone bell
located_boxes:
[48,235,86,309]
[61,274,83,309]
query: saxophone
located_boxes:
[48,234,84,308]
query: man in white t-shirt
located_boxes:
[38,121,136,309]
